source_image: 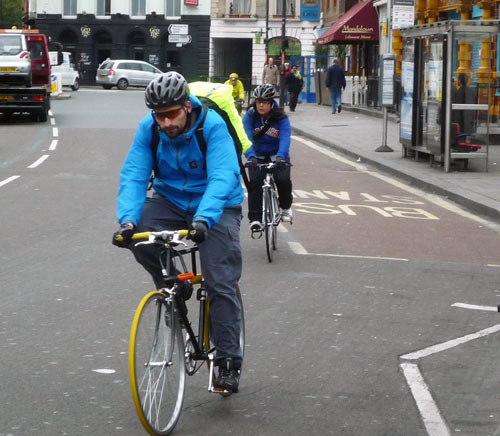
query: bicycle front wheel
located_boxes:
[264,189,274,262]
[129,291,186,436]
[271,190,279,251]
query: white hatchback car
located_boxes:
[96,59,162,90]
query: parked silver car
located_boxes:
[96,59,162,90]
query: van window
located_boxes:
[141,63,156,73]
[127,63,142,71]
[0,35,23,55]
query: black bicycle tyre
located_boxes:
[129,291,186,436]
[264,189,273,262]
[271,189,279,251]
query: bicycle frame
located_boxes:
[261,172,281,228]
[135,231,224,393]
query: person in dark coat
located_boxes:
[325,57,346,114]
[285,65,303,112]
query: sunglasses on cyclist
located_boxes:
[153,107,184,121]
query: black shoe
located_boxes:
[214,358,240,393]
[338,105,342,113]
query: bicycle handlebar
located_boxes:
[114,229,189,244]
[131,229,189,241]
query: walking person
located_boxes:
[112,72,244,393]
[242,84,293,232]
[262,57,280,91]
[285,65,303,112]
[325,57,346,114]
[283,63,291,106]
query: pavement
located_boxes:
[287,102,500,223]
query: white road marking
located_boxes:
[53,127,58,137]
[92,369,116,374]
[0,175,20,187]
[49,139,58,150]
[401,324,500,361]
[452,302,498,312]
[293,136,500,233]
[28,155,49,168]
[48,109,53,116]
[488,264,500,268]
[50,117,55,125]
[400,363,451,436]
[288,241,408,261]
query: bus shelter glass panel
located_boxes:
[400,37,415,146]
[450,29,493,156]
[421,35,445,155]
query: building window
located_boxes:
[131,0,145,16]
[231,0,251,14]
[63,0,77,15]
[166,0,181,16]
[97,0,111,15]
[276,0,294,16]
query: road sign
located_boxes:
[168,34,192,44]
[168,24,188,35]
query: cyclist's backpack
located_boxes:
[149,81,252,190]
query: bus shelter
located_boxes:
[399,21,499,172]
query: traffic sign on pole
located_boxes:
[168,34,192,44]
[168,24,188,35]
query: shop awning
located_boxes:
[318,0,379,44]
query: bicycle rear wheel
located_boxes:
[129,291,186,436]
[264,190,274,262]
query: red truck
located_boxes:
[0,28,61,122]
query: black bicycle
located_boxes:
[122,230,245,435]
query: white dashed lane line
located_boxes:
[27,154,50,168]
[0,176,20,187]
[1,113,58,189]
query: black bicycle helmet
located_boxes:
[253,83,277,100]
[145,71,190,110]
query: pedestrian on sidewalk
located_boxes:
[285,65,303,112]
[262,57,280,91]
[325,57,346,114]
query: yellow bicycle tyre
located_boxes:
[129,291,186,435]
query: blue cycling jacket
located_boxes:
[117,95,244,228]
[242,106,291,159]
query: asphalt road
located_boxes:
[1,88,500,436]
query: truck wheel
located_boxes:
[117,78,128,90]
[71,78,80,91]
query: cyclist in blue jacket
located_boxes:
[112,72,243,393]
[243,83,293,232]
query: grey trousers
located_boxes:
[130,194,243,367]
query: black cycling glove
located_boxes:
[112,223,135,248]
[275,157,287,170]
[244,157,258,168]
[188,221,208,244]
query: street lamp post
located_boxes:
[265,0,269,62]
[279,0,286,107]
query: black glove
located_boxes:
[112,223,135,248]
[275,157,287,170]
[244,157,258,168]
[188,221,208,244]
